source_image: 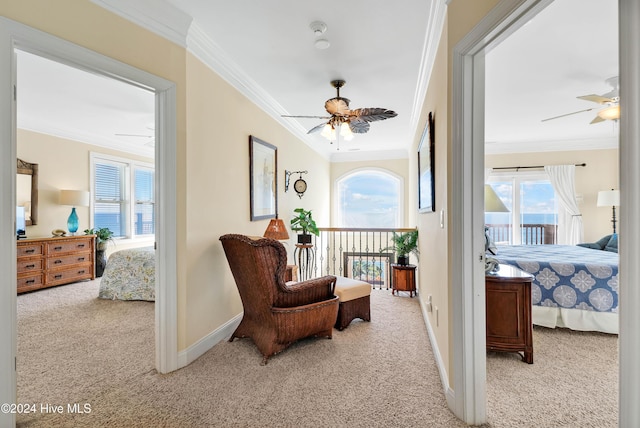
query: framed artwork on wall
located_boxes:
[249,135,277,221]
[418,112,436,213]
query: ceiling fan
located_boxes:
[542,76,620,124]
[282,80,397,141]
[115,126,155,147]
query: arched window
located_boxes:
[335,169,403,228]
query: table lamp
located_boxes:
[59,189,90,235]
[597,189,620,234]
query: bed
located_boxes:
[494,244,618,334]
[98,247,155,301]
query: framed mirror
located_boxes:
[17,158,38,226]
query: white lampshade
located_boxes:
[597,189,620,207]
[59,190,90,207]
[485,185,510,213]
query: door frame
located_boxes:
[0,17,179,427]
[452,0,640,425]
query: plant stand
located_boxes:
[294,243,315,281]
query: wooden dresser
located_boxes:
[486,264,534,364]
[17,235,96,294]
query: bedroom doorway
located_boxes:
[451,0,639,425]
[0,17,179,424]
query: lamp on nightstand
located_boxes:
[59,190,90,235]
[597,189,620,234]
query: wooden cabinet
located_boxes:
[17,235,95,294]
[486,264,534,364]
[391,264,417,297]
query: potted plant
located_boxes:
[84,227,114,277]
[290,208,319,244]
[384,230,419,265]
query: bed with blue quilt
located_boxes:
[494,244,618,334]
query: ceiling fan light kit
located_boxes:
[542,76,620,124]
[282,79,397,147]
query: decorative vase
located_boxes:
[95,249,107,277]
[67,207,79,235]
[397,255,409,266]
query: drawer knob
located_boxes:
[78,270,85,274]
[26,279,35,284]
[54,260,62,264]
[54,246,62,251]
[26,264,35,269]
[25,249,35,254]
[78,257,85,261]
[78,244,85,248]
[54,274,62,279]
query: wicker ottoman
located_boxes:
[334,277,372,330]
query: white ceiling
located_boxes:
[16,0,618,161]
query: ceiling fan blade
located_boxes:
[282,115,331,119]
[577,94,615,104]
[541,108,596,122]
[307,122,328,134]
[590,115,606,124]
[325,97,350,115]
[350,108,398,122]
[348,119,370,134]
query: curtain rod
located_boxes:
[492,163,586,171]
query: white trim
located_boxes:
[177,313,242,368]
[450,0,553,424]
[419,298,455,410]
[619,0,640,425]
[90,0,192,48]
[409,0,448,133]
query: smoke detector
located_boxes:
[309,21,327,36]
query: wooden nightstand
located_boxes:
[391,264,417,297]
[486,264,534,364]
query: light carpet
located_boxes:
[16,280,617,427]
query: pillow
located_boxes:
[605,234,618,253]
[577,242,602,250]
[595,234,613,249]
[485,226,497,255]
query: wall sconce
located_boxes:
[285,170,308,198]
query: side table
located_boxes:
[294,244,315,281]
[391,264,417,297]
[486,264,534,364]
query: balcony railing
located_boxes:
[292,227,417,290]
[486,223,557,245]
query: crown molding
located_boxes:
[330,148,409,163]
[485,136,619,154]
[409,0,448,134]
[90,0,192,47]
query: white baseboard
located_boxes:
[177,312,242,368]
[419,298,455,409]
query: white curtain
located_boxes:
[544,165,583,245]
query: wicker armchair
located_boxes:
[220,234,339,364]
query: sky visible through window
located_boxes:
[338,171,400,228]
[486,180,557,225]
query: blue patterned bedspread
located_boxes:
[494,245,619,313]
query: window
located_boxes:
[91,153,154,239]
[335,169,403,228]
[486,172,557,245]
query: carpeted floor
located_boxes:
[16,280,618,427]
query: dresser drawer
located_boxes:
[46,253,92,269]
[17,258,44,273]
[17,243,43,257]
[17,273,45,292]
[46,264,93,285]
[46,239,92,255]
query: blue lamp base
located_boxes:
[67,207,79,235]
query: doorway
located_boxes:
[0,17,179,426]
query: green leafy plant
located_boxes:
[383,230,419,263]
[290,208,319,236]
[84,227,114,251]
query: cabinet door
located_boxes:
[486,281,526,345]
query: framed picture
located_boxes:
[249,135,277,221]
[343,252,394,288]
[418,112,435,213]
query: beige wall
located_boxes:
[3,1,330,355]
[486,149,619,242]
[17,129,154,254]
[330,158,410,227]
